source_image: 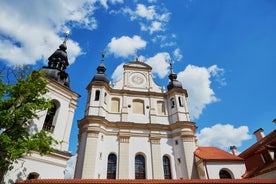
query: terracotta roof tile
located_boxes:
[194,146,244,161]
[18,179,276,184]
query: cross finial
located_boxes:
[63,30,70,44]
[101,50,105,64]
[135,51,139,62]
[169,60,173,74]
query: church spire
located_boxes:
[91,51,110,84]
[167,60,183,91]
[42,31,71,88]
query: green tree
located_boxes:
[0,66,58,181]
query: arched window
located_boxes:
[157,101,165,115]
[135,154,146,179]
[133,99,144,114]
[163,156,172,179]
[170,98,175,108]
[107,154,117,179]
[104,92,107,104]
[178,96,184,107]
[43,100,59,131]
[111,98,120,112]
[95,90,100,101]
[219,169,232,179]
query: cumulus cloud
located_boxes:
[111,62,125,82]
[122,3,170,34]
[145,52,170,78]
[107,35,146,58]
[196,124,252,150]
[173,48,183,61]
[111,52,170,82]
[0,0,104,65]
[178,65,225,120]
[64,155,76,179]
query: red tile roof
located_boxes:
[194,147,244,161]
[18,179,276,184]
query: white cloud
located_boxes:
[196,124,252,150]
[145,52,170,79]
[111,62,125,82]
[107,35,146,58]
[111,52,170,82]
[178,65,225,120]
[0,0,100,65]
[173,48,183,61]
[64,155,76,179]
[122,3,170,34]
[136,4,156,20]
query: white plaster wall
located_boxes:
[129,137,153,179]
[5,153,67,183]
[206,161,246,179]
[160,138,177,179]
[96,134,118,179]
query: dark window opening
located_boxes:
[107,154,117,179]
[43,102,57,131]
[163,156,172,179]
[219,169,232,179]
[95,90,100,101]
[170,98,175,108]
[178,96,183,107]
[135,155,146,179]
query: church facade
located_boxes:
[74,55,245,179]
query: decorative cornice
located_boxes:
[78,116,197,140]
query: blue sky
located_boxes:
[0,0,276,168]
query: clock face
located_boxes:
[130,73,145,86]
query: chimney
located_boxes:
[230,145,237,156]
[253,128,265,141]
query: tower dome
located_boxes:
[91,52,110,84]
[41,32,70,88]
[167,62,183,90]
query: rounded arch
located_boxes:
[135,153,146,179]
[43,99,60,132]
[107,153,117,179]
[219,168,234,179]
[162,154,172,179]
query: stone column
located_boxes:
[118,132,130,179]
[150,134,163,179]
[62,104,76,151]
[82,131,99,178]
[181,131,197,179]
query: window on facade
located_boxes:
[157,101,166,115]
[170,98,175,108]
[111,98,120,112]
[163,156,172,179]
[135,155,146,179]
[107,154,117,179]
[219,169,232,179]
[133,99,144,114]
[104,92,107,104]
[95,90,100,101]
[43,101,58,132]
[178,96,184,107]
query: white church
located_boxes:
[4,37,246,183]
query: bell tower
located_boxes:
[5,32,79,182]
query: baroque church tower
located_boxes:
[5,34,79,182]
[74,56,198,179]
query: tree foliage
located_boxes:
[0,66,58,181]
